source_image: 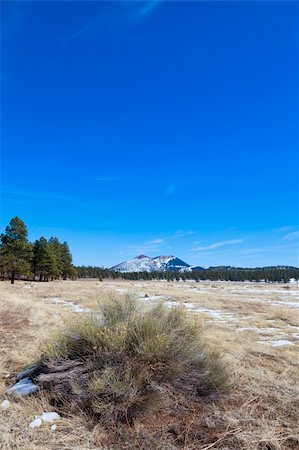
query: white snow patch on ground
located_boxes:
[40,412,61,422]
[29,418,42,429]
[28,412,61,429]
[138,294,165,301]
[184,303,240,322]
[258,339,295,347]
[238,327,279,334]
[48,297,90,313]
[241,288,299,296]
[0,400,11,410]
[6,377,38,396]
[238,298,299,309]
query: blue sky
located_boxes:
[1,1,298,267]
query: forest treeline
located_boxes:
[76,266,299,283]
[1,217,298,284]
[0,217,76,284]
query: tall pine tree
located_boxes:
[60,241,76,280]
[0,217,33,284]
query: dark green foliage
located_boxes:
[0,217,33,283]
[60,241,76,279]
[32,237,65,281]
[75,266,299,283]
[0,217,76,282]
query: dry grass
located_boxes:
[0,279,298,449]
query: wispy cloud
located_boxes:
[2,187,103,212]
[283,231,299,241]
[279,226,295,232]
[149,238,164,244]
[126,237,165,255]
[164,184,176,195]
[192,239,244,252]
[64,1,161,45]
[135,1,161,18]
[172,230,196,239]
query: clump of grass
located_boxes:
[30,295,229,424]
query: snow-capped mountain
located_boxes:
[111,255,191,273]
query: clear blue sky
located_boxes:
[1,1,298,268]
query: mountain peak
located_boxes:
[111,255,191,273]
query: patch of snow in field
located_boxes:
[238,327,279,334]
[138,294,165,301]
[292,333,299,340]
[6,377,38,396]
[29,418,42,429]
[238,297,298,309]
[114,288,129,293]
[270,300,299,308]
[258,339,295,347]
[241,288,299,297]
[40,412,61,422]
[29,412,61,429]
[182,303,240,323]
[0,400,11,410]
[48,297,90,313]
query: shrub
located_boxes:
[29,294,229,424]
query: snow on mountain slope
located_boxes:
[111,255,191,273]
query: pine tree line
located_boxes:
[75,267,299,283]
[0,217,76,284]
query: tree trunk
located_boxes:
[11,272,15,284]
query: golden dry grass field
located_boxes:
[0,279,298,450]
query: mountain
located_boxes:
[111,255,191,273]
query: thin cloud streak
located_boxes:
[64,1,160,45]
[2,187,103,212]
[283,231,299,241]
[192,239,244,252]
[125,237,164,255]
[136,1,161,18]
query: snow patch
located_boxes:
[40,412,61,422]
[48,297,90,313]
[29,418,42,429]
[6,377,39,396]
[258,339,295,347]
[0,400,11,410]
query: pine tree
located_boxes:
[0,217,33,284]
[48,237,63,278]
[32,237,61,281]
[60,241,75,279]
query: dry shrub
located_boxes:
[25,295,229,431]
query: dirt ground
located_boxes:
[0,279,298,450]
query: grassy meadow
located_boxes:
[0,279,298,450]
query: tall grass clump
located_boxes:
[29,295,229,424]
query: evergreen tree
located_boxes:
[48,237,63,277]
[60,241,75,280]
[0,217,33,284]
[32,237,61,281]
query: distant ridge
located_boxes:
[111,255,191,273]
